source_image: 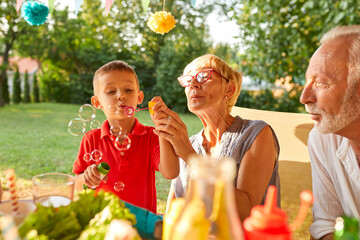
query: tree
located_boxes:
[0,0,34,107]
[16,0,214,109]
[0,66,9,104]
[32,74,40,102]
[218,0,360,85]
[12,67,21,103]
[154,31,210,112]
[24,70,31,103]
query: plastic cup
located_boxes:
[32,173,75,208]
[0,200,36,225]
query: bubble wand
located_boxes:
[5,169,20,215]
[124,101,156,116]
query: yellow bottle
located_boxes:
[169,179,210,240]
[169,156,244,240]
[208,158,243,239]
[163,198,186,240]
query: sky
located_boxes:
[57,0,240,45]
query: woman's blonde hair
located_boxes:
[183,54,242,113]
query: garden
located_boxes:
[1,0,360,239]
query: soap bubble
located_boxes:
[90,120,101,130]
[91,149,103,162]
[79,104,96,122]
[68,118,86,136]
[114,181,125,191]
[110,125,122,136]
[83,153,92,162]
[114,135,131,151]
[125,106,135,116]
[108,104,120,115]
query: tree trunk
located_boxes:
[0,41,12,107]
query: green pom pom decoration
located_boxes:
[21,1,49,26]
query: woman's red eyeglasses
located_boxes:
[177,68,229,87]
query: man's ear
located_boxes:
[137,91,144,105]
[91,96,102,109]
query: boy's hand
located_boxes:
[83,164,108,189]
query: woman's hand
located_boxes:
[150,96,196,161]
[150,96,169,123]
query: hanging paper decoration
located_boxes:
[16,0,24,12]
[75,0,83,15]
[147,11,176,35]
[142,0,151,13]
[191,0,196,7]
[21,1,49,26]
[105,0,114,16]
[48,0,55,13]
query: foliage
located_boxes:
[154,35,210,112]
[12,67,21,103]
[236,86,305,113]
[24,70,31,103]
[39,62,70,103]
[14,0,213,110]
[32,74,40,102]
[0,66,10,104]
[217,0,360,86]
[68,73,94,104]
[0,0,35,106]
[209,43,240,66]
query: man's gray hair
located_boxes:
[321,25,360,88]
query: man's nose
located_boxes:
[300,82,316,105]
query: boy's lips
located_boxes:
[118,103,127,109]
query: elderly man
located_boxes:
[300,25,360,240]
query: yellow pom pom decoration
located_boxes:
[147,11,176,35]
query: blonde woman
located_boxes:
[151,54,280,221]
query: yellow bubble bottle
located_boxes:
[163,198,186,240]
[169,156,244,240]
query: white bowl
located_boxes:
[0,200,36,225]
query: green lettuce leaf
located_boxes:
[17,191,137,240]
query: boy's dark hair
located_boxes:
[93,60,139,93]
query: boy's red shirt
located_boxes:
[73,118,160,213]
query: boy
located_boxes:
[73,60,179,213]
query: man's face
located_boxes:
[300,37,360,134]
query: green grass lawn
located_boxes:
[0,102,203,213]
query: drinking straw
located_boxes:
[289,190,313,231]
[5,169,19,215]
